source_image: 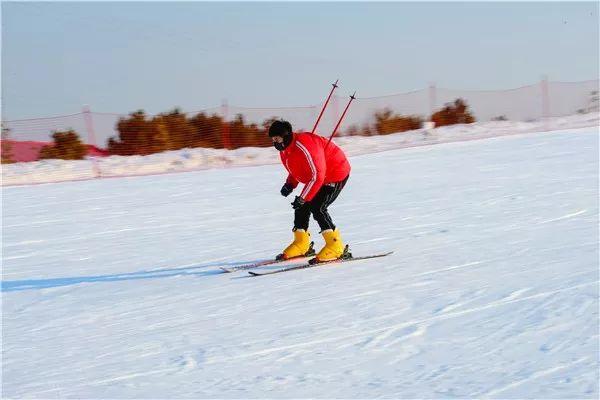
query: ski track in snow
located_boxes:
[2,128,598,398]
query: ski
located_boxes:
[247,250,394,276]
[220,243,315,273]
[220,256,306,273]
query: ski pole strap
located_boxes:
[326,92,356,148]
[311,79,339,135]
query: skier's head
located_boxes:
[269,120,293,151]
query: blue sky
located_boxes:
[2,1,598,119]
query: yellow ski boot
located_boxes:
[277,229,315,260]
[315,228,346,262]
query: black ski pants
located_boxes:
[294,175,349,232]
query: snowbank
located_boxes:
[3,112,598,186]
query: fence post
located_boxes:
[221,99,231,150]
[421,82,438,129]
[541,75,550,130]
[82,105,101,178]
[429,82,437,121]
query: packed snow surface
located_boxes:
[2,128,599,398]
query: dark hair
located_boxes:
[268,120,293,137]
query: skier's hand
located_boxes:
[280,183,294,197]
[291,196,306,209]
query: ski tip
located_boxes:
[248,271,262,276]
[219,267,233,273]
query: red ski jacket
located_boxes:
[280,132,351,202]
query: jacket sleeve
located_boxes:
[281,153,298,188]
[296,140,326,202]
[286,173,299,188]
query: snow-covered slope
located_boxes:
[2,112,598,186]
[2,128,598,398]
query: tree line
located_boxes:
[1,99,476,162]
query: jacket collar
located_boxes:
[282,133,297,154]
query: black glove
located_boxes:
[291,196,306,210]
[280,183,294,197]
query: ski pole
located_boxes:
[311,79,339,134]
[325,92,356,149]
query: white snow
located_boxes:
[2,112,598,186]
[2,127,598,398]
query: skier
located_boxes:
[269,119,351,262]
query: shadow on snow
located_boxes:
[1,258,271,292]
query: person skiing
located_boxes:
[269,119,351,262]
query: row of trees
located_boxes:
[1,126,88,163]
[1,99,476,162]
[108,99,476,155]
[107,109,275,156]
[345,99,475,136]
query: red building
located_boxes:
[2,140,109,163]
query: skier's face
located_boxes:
[272,135,289,151]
